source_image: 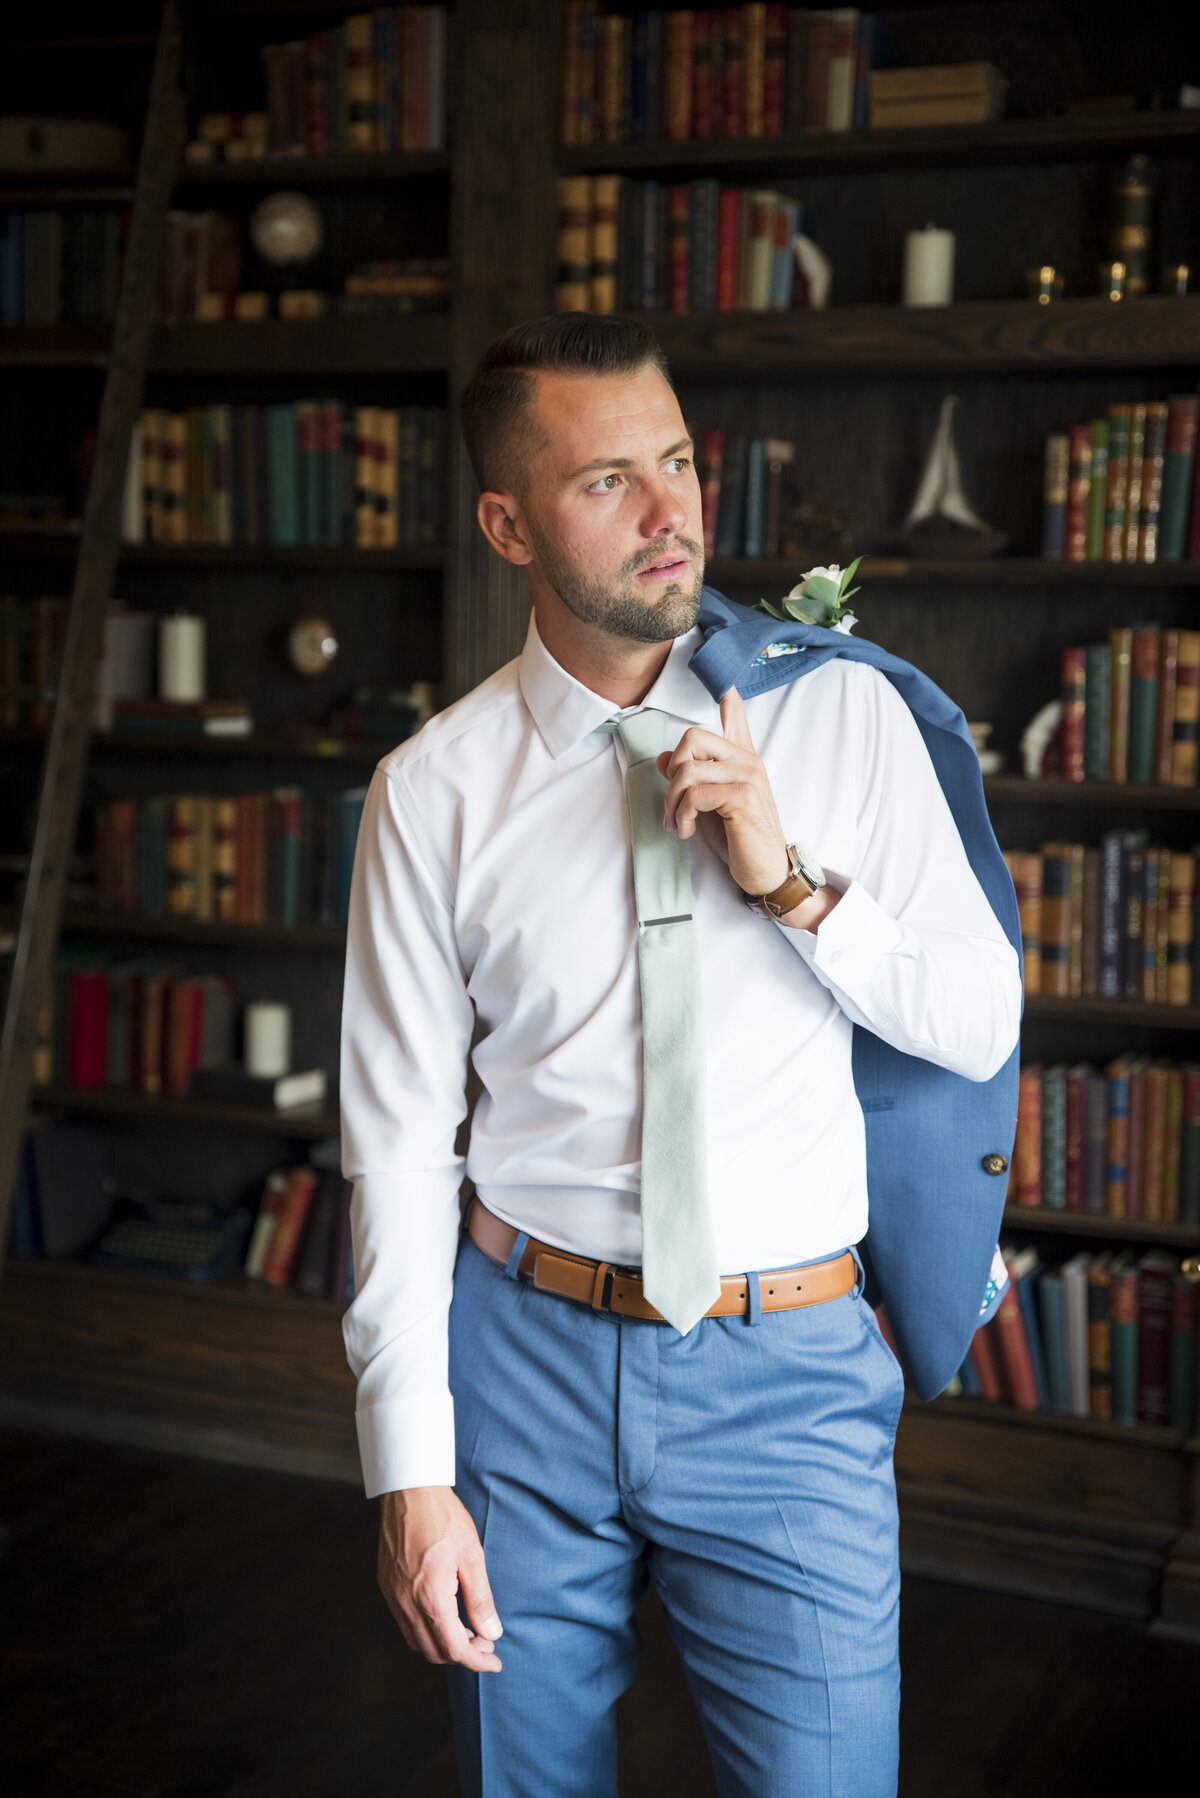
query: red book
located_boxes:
[698,428,726,557]
[1155,628,1180,785]
[993,1277,1040,1410]
[1064,1064,1088,1210]
[690,8,714,137]
[743,0,766,136]
[1136,1249,1176,1424]
[304,32,328,156]
[1126,1054,1149,1217]
[802,11,834,130]
[715,187,739,309]
[1060,645,1087,781]
[968,1324,1003,1401]
[721,6,745,137]
[1016,1063,1042,1205]
[665,9,694,140]
[762,3,787,134]
[67,970,109,1088]
[262,1166,321,1287]
[1066,422,1092,561]
[667,183,690,311]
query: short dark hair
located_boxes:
[459,312,673,496]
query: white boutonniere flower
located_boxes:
[751,557,863,634]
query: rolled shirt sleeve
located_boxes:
[339,764,475,1498]
[776,663,1022,1084]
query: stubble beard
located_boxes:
[527,516,706,645]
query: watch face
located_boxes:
[288,615,339,675]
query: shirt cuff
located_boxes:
[776,872,906,974]
[354,1392,457,1499]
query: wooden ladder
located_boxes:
[0,1,187,1272]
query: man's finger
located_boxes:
[424,1590,504,1672]
[720,686,756,752]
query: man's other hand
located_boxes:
[378,1485,504,1673]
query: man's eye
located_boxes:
[666,457,691,473]
[588,473,621,493]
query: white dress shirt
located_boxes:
[339,611,1022,1497]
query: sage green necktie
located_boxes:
[605,708,721,1335]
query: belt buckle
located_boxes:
[592,1261,642,1314]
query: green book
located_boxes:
[1084,642,1111,782]
[1036,1270,1070,1413]
[1040,1063,1067,1209]
[1108,1250,1140,1426]
[1159,395,1197,563]
[266,404,299,546]
[1104,405,1131,558]
[1128,623,1160,784]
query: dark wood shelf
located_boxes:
[0,1252,346,1322]
[651,297,1200,377]
[1024,995,1200,1029]
[0,727,387,763]
[32,1083,339,1138]
[39,908,347,951]
[559,107,1200,177]
[911,1390,1185,1449]
[0,326,110,368]
[1002,1206,1200,1246]
[708,556,1200,587]
[0,179,136,205]
[148,316,450,376]
[985,776,1200,809]
[175,149,448,188]
[0,537,446,569]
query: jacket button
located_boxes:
[982,1153,1008,1176]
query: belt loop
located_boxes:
[745,1271,762,1328]
[849,1244,865,1299]
[504,1230,531,1282]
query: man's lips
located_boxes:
[636,554,690,579]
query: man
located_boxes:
[339,313,1022,1797]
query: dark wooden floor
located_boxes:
[1,1428,1197,1797]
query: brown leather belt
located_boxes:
[467,1196,857,1323]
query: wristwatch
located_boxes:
[749,841,826,919]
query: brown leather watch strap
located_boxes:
[466,1197,856,1322]
[754,854,814,919]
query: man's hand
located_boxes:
[657,687,841,931]
[656,686,791,895]
[378,1485,504,1673]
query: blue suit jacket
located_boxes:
[689,587,1023,1400]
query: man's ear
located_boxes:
[476,492,533,566]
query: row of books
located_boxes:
[1057,626,1199,788]
[88,787,368,930]
[951,1244,1198,1430]
[692,429,798,559]
[244,1166,355,1303]
[559,5,893,144]
[1010,1059,1200,1225]
[0,594,66,730]
[160,208,450,323]
[555,175,816,315]
[185,9,448,163]
[121,404,444,549]
[1041,394,1200,566]
[1002,838,1197,1006]
[0,209,126,328]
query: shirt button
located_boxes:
[982,1153,1008,1176]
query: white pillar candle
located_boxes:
[902,225,956,307]
[158,612,206,701]
[245,1000,292,1078]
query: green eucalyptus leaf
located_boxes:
[839,584,860,604]
[752,597,785,619]
[837,556,864,595]
[800,574,839,605]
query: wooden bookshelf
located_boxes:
[1002,1208,1200,1247]
[651,296,1200,376]
[708,556,1200,587]
[148,314,450,375]
[559,106,1200,177]
[31,1083,340,1137]
[0,907,348,951]
[983,777,1200,809]
[1023,996,1200,1029]
[176,149,449,187]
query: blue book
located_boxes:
[640,178,659,313]
[139,797,168,918]
[769,200,798,308]
[1036,1269,1071,1413]
[1084,642,1110,782]
[956,1351,981,1398]
[1040,1063,1067,1209]
[688,177,719,312]
[333,788,368,925]
[715,437,748,558]
[743,440,767,558]
[1014,1260,1051,1409]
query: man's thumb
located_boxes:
[460,1557,503,1639]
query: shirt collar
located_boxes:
[518,608,722,759]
